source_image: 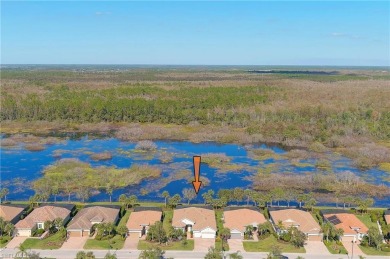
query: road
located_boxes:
[1,248,390,259]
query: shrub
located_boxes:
[25,143,45,151]
[135,140,157,151]
[90,152,112,161]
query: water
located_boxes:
[1,136,389,206]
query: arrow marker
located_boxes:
[192,156,202,194]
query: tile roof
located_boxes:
[172,207,216,231]
[323,213,368,235]
[15,205,71,229]
[269,209,321,234]
[223,208,267,233]
[126,209,162,231]
[67,206,119,230]
[0,205,25,222]
[385,214,390,225]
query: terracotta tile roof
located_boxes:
[15,206,71,229]
[270,209,321,234]
[324,213,368,235]
[223,208,267,233]
[172,207,216,231]
[67,206,119,230]
[385,215,390,225]
[126,210,162,231]
[0,205,24,222]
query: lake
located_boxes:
[1,135,389,206]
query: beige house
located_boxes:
[0,205,26,224]
[269,209,322,240]
[323,212,368,240]
[67,206,120,237]
[15,205,72,237]
[223,207,267,239]
[127,207,162,238]
[385,210,390,225]
[172,206,216,239]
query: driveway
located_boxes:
[194,238,215,252]
[341,236,365,256]
[60,236,88,249]
[227,239,244,253]
[5,236,28,249]
[304,240,330,255]
[123,233,140,250]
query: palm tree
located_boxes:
[15,244,28,258]
[229,251,243,259]
[162,191,170,208]
[321,222,333,242]
[245,225,254,239]
[5,222,15,237]
[334,228,344,241]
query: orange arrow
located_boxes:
[192,156,202,194]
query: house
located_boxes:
[223,207,267,239]
[15,205,73,237]
[269,209,322,240]
[323,212,368,240]
[0,205,26,224]
[67,206,120,237]
[385,210,390,225]
[126,207,162,238]
[172,206,216,239]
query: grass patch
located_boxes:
[215,239,229,252]
[0,236,12,248]
[163,210,173,232]
[118,210,131,226]
[379,163,390,172]
[138,240,194,251]
[324,240,348,254]
[243,235,305,253]
[356,214,378,229]
[83,235,124,250]
[359,245,390,256]
[22,231,65,250]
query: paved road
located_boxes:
[1,248,390,259]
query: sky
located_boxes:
[1,1,389,66]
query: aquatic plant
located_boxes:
[90,152,113,161]
[135,140,157,151]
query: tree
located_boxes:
[220,227,231,243]
[258,222,272,236]
[334,228,344,241]
[26,251,41,259]
[182,188,196,205]
[321,222,334,242]
[290,228,307,248]
[168,194,181,208]
[233,188,244,205]
[15,244,28,258]
[244,189,253,206]
[296,193,309,208]
[104,252,117,259]
[202,190,214,205]
[268,245,282,258]
[128,195,138,208]
[367,227,383,250]
[162,191,170,208]
[229,251,243,259]
[138,246,165,259]
[0,188,9,203]
[147,221,167,244]
[106,183,114,203]
[304,196,317,212]
[356,197,374,215]
[29,194,41,208]
[271,188,285,207]
[116,225,128,240]
[5,222,15,236]
[204,246,223,259]
[119,194,127,208]
[245,225,254,239]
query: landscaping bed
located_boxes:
[243,235,305,253]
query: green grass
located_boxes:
[118,210,131,226]
[0,236,12,248]
[215,210,224,232]
[138,239,194,251]
[22,231,66,250]
[359,245,390,256]
[163,210,173,232]
[243,235,305,253]
[83,235,125,250]
[356,214,378,229]
[323,240,348,254]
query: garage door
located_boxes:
[82,230,90,237]
[230,233,242,239]
[201,232,215,239]
[68,231,82,237]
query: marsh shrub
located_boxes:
[0,138,17,147]
[135,140,157,151]
[90,152,112,161]
[115,127,143,141]
[25,143,45,151]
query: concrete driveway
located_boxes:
[60,236,88,249]
[341,237,365,257]
[194,238,215,252]
[304,240,330,255]
[227,239,244,253]
[5,236,28,249]
[123,233,140,250]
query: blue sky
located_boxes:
[1,1,389,66]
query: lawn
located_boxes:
[356,214,378,229]
[323,240,348,254]
[138,239,194,251]
[163,210,173,232]
[215,239,229,251]
[83,235,125,250]
[118,210,131,226]
[215,210,224,232]
[22,231,65,249]
[0,236,12,248]
[243,235,305,253]
[359,245,390,256]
